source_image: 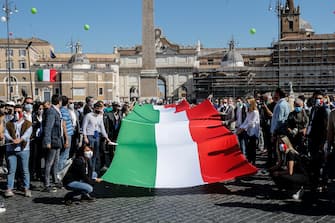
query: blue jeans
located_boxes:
[7,150,30,190]
[87,135,100,173]
[44,148,60,187]
[59,136,72,172]
[65,181,93,199]
[238,131,248,156]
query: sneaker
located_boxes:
[292,187,304,200]
[51,186,58,193]
[4,190,14,197]
[24,189,32,197]
[81,194,96,203]
[0,203,5,213]
[55,182,64,189]
[42,187,51,193]
[0,207,5,214]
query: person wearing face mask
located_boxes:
[82,101,112,176]
[4,101,15,123]
[236,97,260,165]
[42,95,64,193]
[306,91,329,193]
[234,97,248,155]
[62,145,102,205]
[30,102,45,181]
[58,96,74,181]
[270,88,290,168]
[23,102,33,122]
[67,99,80,158]
[287,98,309,154]
[4,104,33,198]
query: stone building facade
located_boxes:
[194,0,335,100]
[0,38,119,102]
[118,28,198,102]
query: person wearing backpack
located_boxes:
[62,144,103,205]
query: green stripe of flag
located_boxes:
[37,69,44,81]
[102,104,159,187]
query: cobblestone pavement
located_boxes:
[0,154,335,223]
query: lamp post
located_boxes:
[269,0,285,88]
[2,0,18,101]
[26,41,33,100]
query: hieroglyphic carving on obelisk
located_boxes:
[140,0,158,98]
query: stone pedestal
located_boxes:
[140,69,158,98]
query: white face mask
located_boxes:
[84,151,93,159]
[68,104,75,110]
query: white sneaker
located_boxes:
[4,190,14,197]
[292,187,304,200]
[0,203,5,214]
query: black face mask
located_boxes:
[94,110,101,114]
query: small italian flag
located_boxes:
[102,100,257,188]
[36,69,57,82]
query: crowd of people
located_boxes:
[0,88,335,211]
[0,95,130,209]
[212,88,335,201]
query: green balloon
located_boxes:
[31,8,37,14]
[84,24,90,31]
[250,28,256,35]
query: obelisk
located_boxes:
[140,0,158,98]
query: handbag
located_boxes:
[56,158,73,181]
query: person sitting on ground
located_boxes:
[62,144,102,205]
[270,136,311,200]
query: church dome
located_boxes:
[68,42,91,69]
[299,18,314,33]
[221,40,244,67]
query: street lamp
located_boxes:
[2,0,18,101]
[26,41,33,100]
[269,0,285,88]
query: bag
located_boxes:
[56,158,73,181]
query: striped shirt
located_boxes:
[60,106,74,136]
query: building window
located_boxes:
[297,59,301,63]
[19,49,26,57]
[21,86,27,95]
[323,58,328,64]
[322,43,328,50]
[73,74,85,81]
[98,88,103,96]
[106,64,110,69]
[207,59,214,65]
[98,74,103,81]
[19,60,27,69]
[55,88,60,95]
[35,88,39,96]
[289,21,294,30]
[73,88,86,96]
[6,49,13,57]
[284,59,289,64]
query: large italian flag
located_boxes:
[36,69,57,82]
[102,100,257,188]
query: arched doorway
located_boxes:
[157,76,166,100]
[129,86,139,102]
[4,76,18,101]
